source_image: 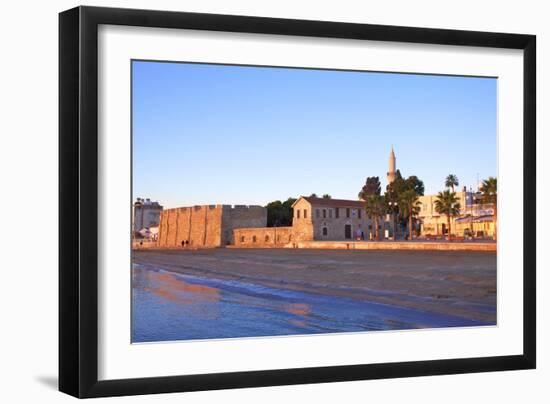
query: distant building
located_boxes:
[418,188,495,238]
[133,198,163,233]
[137,225,159,240]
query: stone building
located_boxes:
[133,198,163,233]
[293,197,372,241]
[157,204,266,248]
[233,197,373,246]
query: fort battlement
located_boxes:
[221,204,264,211]
[158,204,267,248]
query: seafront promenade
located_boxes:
[134,239,496,252]
[229,240,496,251]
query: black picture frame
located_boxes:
[59,5,536,398]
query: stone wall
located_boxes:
[158,204,267,248]
[233,227,293,247]
[158,205,223,248]
[221,205,267,245]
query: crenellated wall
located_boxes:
[221,205,267,245]
[158,204,267,248]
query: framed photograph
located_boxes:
[59,6,536,398]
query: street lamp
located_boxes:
[469,186,473,240]
[388,201,398,240]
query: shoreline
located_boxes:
[132,249,496,323]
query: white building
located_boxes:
[133,198,163,233]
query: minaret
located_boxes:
[387,146,396,184]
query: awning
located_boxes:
[455,215,494,223]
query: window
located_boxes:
[304,209,307,219]
[322,227,328,236]
[335,208,339,218]
[240,236,245,243]
[265,235,270,242]
[346,208,350,218]
[252,235,257,243]
[297,210,301,219]
[316,209,320,218]
[323,209,326,218]
[329,209,332,218]
[358,209,362,219]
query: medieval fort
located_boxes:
[134,147,495,249]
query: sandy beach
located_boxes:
[132,248,496,323]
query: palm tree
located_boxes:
[445,174,459,192]
[434,190,461,241]
[398,190,421,240]
[364,195,385,241]
[479,177,497,240]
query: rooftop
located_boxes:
[301,197,365,208]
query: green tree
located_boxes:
[434,190,461,241]
[398,190,421,240]
[265,197,296,227]
[404,175,425,196]
[322,194,332,199]
[358,176,381,199]
[364,195,385,241]
[445,174,459,192]
[384,174,425,239]
[479,177,497,240]
[309,193,318,198]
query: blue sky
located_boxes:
[132,60,496,209]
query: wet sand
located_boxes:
[132,248,497,323]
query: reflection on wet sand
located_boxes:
[134,268,221,321]
[285,303,311,328]
[285,303,311,316]
[143,271,220,304]
[132,265,489,343]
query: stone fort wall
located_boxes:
[158,205,266,248]
[233,226,293,247]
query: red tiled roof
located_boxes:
[300,197,365,208]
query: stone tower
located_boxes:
[387,146,397,184]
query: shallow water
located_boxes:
[132,264,488,343]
